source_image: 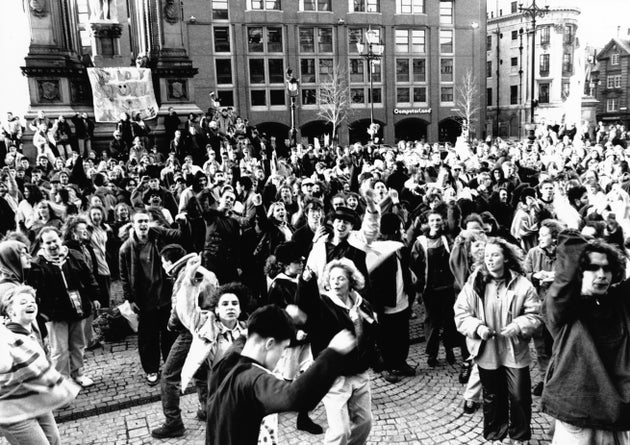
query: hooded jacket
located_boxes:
[0,241,28,296]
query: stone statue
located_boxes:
[29,0,47,17]
[90,0,117,21]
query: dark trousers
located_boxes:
[478,366,532,441]
[379,309,410,371]
[533,324,553,379]
[95,275,111,308]
[161,330,208,427]
[423,287,465,358]
[137,306,176,374]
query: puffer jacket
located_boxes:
[454,268,541,363]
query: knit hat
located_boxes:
[274,242,303,265]
[380,213,402,236]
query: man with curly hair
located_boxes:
[542,231,630,444]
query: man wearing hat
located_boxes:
[306,190,380,298]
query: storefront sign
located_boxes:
[393,107,432,116]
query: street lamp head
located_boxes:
[365,29,379,45]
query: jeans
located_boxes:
[46,319,87,378]
[552,420,630,445]
[379,309,410,371]
[463,363,482,403]
[0,412,60,445]
[137,306,176,374]
[423,287,466,359]
[478,366,532,441]
[533,324,553,379]
[323,372,372,445]
[161,330,208,427]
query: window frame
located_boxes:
[439,0,453,25]
[248,0,282,11]
[351,0,380,13]
[538,82,550,104]
[611,53,620,65]
[607,97,618,112]
[212,0,229,20]
[299,0,332,11]
[396,0,424,14]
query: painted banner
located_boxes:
[87,67,158,122]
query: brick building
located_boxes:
[590,38,630,129]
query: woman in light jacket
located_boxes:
[454,237,541,445]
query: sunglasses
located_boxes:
[583,264,612,273]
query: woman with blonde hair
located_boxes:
[0,285,79,444]
[290,257,378,444]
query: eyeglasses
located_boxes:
[583,264,612,273]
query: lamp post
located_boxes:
[519,0,549,127]
[357,28,384,143]
[285,68,299,148]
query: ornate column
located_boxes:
[21,0,87,115]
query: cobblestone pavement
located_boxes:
[1,300,555,445]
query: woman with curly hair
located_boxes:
[454,238,542,445]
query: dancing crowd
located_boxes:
[0,106,629,445]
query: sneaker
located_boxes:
[445,349,456,364]
[151,423,185,439]
[427,357,438,368]
[146,373,159,386]
[395,363,417,377]
[459,362,472,384]
[463,400,480,414]
[74,375,94,387]
[296,413,323,435]
[382,370,402,383]
[532,381,544,397]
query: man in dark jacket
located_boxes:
[29,227,100,388]
[206,305,356,445]
[119,211,188,386]
[542,231,630,443]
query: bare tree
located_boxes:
[454,68,480,141]
[317,64,351,145]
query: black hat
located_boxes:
[331,206,359,226]
[274,242,303,264]
[380,212,402,236]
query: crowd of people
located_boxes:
[0,104,629,445]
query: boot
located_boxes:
[151,423,185,439]
[296,411,323,435]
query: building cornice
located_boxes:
[488,8,579,27]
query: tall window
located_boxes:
[351,0,380,12]
[299,26,334,106]
[612,53,620,65]
[563,25,574,45]
[511,30,518,40]
[396,29,427,105]
[562,53,573,74]
[212,0,228,19]
[561,80,570,100]
[213,27,230,53]
[486,35,492,51]
[607,98,619,112]
[440,86,453,103]
[540,26,550,45]
[440,30,453,53]
[395,29,425,53]
[539,83,550,104]
[440,58,453,82]
[439,1,453,24]
[249,0,281,10]
[487,88,493,106]
[76,0,92,55]
[397,0,424,14]
[248,26,285,108]
[215,60,232,84]
[300,0,331,11]
[539,53,549,75]
[487,61,492,77]
[510,85,518,104]
[510,1,517,13]
[607,75,622,89]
